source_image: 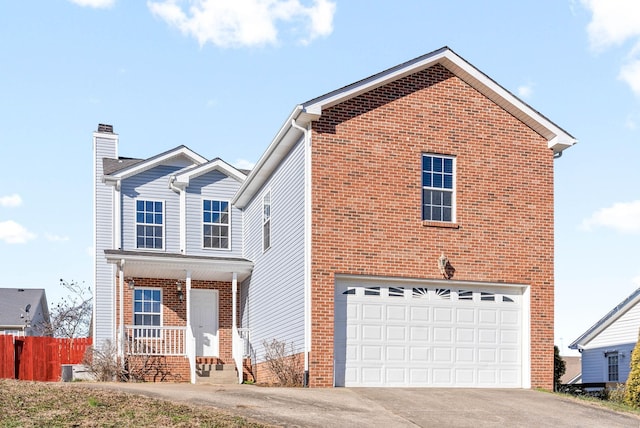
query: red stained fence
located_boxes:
[0,335,91,381]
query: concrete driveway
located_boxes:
[78,383,640,427]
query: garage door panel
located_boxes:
[387,325,406,341]
[334,281,524,388]
[387,305,407,320]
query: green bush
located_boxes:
[625,330,640,407]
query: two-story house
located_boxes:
[93,47,575,388]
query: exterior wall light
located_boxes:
[128,279,135,290]
[176,281,184,302]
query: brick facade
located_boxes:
[308,64,554,388]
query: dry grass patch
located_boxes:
[0,379,268,427]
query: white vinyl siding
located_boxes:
[580,343,635,383]
[185,170,243,257]
[585,303,640,349]
[120,165,182,253]
[241,137,306,362]
[94,134,118,347]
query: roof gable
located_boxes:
[104,145,208,182]
[234,46,577,208]
[569,287,640,349]
[171,158,247,189]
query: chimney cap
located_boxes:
[97,124,114,133]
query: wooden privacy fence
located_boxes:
[0,335,92,381]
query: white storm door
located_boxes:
[190,289,219,357]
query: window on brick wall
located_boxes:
[136,200,164,249]
[263,191,271,252]
[133,288,161,337]
[203,199,230,249]
[422,154,455,222]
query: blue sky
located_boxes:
[1,0,639,354]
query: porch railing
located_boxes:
[232,328,250,384]
[125,326,187,356]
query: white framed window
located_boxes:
[203,199,230,249]
[263,191,271,252]
[606,351,619,382]
[422,154,455,222]
[133,288,162,337]
[135,199,164,249]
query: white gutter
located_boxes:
[291,118,312,386]
[169,177,187,253]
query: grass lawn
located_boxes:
[0,379,270,427]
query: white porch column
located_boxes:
[232,272,238,331]
[185,270,191,325]
[117,260,125,361]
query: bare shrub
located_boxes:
[262,339,303,387]
[82,340,125,381]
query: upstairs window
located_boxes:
[136,200,163,249]
[263,191,271,252]
[203,200,230,249]
[422,154,455,222]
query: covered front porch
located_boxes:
[105,250,253,383]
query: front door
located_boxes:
[190,289,219,357]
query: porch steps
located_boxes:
[195,358,238,384]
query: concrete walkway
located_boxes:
[77,383,640,427]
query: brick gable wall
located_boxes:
[309,64,554,388]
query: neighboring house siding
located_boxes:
[94,135,117,346]
[585,304,640,349]
[185,171,243,257]
[308,64,554,387]
[581,344,636,383]
[120,165,183,253]
[241,138,306,362]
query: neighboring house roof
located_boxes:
[233,46,577,208]
[569,287,640,349]
[560,356,582,384]
[0,288,50,329]
[103,145,208,182]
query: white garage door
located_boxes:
[334,280,524,387]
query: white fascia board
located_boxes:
[303,48,576,153]
[233,106,313,208]
[105,252,253,274]
[107,146,208,181]
[173,158,247,185]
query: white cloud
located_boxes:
[581,200,640,233]
[517,83,534,99]
[0,194,22,208]
[0,220,36,244]
[582,0,640,50]
[45,233,70,242]
[582,1,640,96]
[619,58,640,96]
[147,0,336,48]
[68,0,115,8]
[234,158,255,170]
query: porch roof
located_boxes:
[104,250,253,282]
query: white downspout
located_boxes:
[169,176,187,253]
[114,180,122,249]
[291,118,312,387]
[185,270,195,383]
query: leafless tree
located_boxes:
[41,279,93,338]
